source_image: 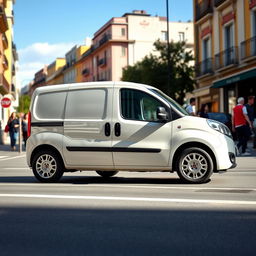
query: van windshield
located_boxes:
[150,89,188,116]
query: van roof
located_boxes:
[33,81,156,94]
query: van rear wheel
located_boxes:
[32,150,64,183]
[176,147,213,184]
[96,171,118,178]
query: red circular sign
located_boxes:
[1,97,12,108]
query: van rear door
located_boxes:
[63,84,114,168]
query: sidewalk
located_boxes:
[0,143,25,153]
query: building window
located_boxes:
[121,28,126,36]
[224,23,234,65]
[161,31,167,41]
[224,24,233,50]
[121,46,126,57]
[203,37,210,60]
[179,32,185,41]
[252,9,256,55]
[252,9,256,37]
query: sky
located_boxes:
[14,0,193,87]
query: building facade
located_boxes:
[46,58,66,85]
[31,10,193,96]
[79,10,194,83]
[0,0,18,141]
[194,0,256,113]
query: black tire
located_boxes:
[175,147,213,184]
[96,171,118,178]
[32,150,64,183]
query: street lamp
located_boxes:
[166,0,171,96]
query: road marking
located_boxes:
[4,168,29,170]
[0,193,255,206]
[0,155,26,162]
[0,156,7,159]
[0,183,256,192]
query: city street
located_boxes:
[0,145,256,255]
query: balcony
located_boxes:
[0,73,9,94]
[195,58,214,77]
[195,0,213,22]
[98,58,107,67]
[214,0,227,7]
[82,68,90,76]
[0,4,8,32]
[215,46,238,70]
[241,36,256,61]
[3,54,8,69]
[2,31,8,49]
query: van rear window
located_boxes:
[35,92,67,120]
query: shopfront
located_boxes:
[212,68,256,114]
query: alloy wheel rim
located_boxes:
[181,152,208,180]
[36,154,57,179]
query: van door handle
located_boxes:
[105,122,111,137]
[114,123,121,137]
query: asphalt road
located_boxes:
[0,149,256,256]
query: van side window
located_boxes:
[65,89,107,119]
[121,89,165,122]
[35,92,67,119]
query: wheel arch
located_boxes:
[172,142,217,172]
[30,144,64,168]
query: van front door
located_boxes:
[112,88,172,168]
[63,85,114,168]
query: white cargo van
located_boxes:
[26,82,236,183]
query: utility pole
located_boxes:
[166,0,171,96]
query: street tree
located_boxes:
[17,95,31,114]
[122,40,195,104]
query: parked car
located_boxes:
[207,112,236,139]
[26,82,237,184]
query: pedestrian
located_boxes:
[232,97,252,156]
[198,103,209,118]
[186,97,196,116]
[245,96,256,149]
[22,113,29,148]
[7,112,19,151]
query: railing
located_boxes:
[3,54,8,68]
[215,46,238,70]
[0,73,9,93]
[214,0,226,7]
[2,31,8,48]
[195,58,214,77]
[241,36,256,60]
[195,0,213,21]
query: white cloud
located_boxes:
[17,42,77,87]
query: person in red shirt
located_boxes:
[232,97,252,156]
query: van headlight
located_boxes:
[207,119,232,138]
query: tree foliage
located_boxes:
[122,40,195,104]
[17,95,31,114]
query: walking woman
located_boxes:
[22,113,29,148]
[7,112,19,151]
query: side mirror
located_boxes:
[157,106,168,121]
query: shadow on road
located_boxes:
[0,206,255,256]
[0,175,211,185]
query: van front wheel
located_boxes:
[176,147,213,184]
[32,150,64,183]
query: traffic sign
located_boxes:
[1,97,12,108]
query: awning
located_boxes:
[212,68,256,88]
